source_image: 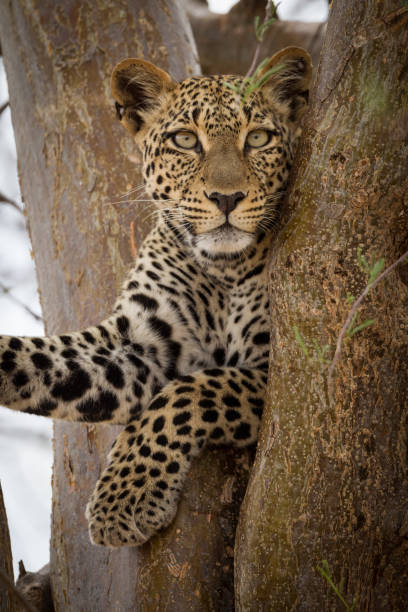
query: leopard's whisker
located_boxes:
[119,183,146,199]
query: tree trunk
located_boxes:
[236,1,408,609]
[0,2,250,609]
[0,483,15,612]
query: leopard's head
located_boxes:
[111,47,312,258]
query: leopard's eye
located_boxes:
[172,131,198,149]
[246,129,271,148]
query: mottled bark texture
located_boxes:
[16,563,53,612]
[0,483,15,612]
[236,1,408,610]
[0,2,250,610]
[187,0,325,75]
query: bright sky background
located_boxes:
[209,0,328,21]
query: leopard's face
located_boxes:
[141,77,294,255]
[111,49,312,257]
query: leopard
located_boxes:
[0,46,312,548]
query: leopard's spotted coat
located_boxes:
[0,47,311,546]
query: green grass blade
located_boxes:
[293,325,309,358]
[347,318,376,337]
[368,258,385,285]
[357,246,369,272]
[253,57,272,76]
[346,312,359,338]
[317,562,352,610]
[252,64,284,89]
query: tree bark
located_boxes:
[236,1,408,609]
[0,483,15,612]
[0,2,250,610]
[187,0,325,75]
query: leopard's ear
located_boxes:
[258,47,312,123]
[111,59,176,135]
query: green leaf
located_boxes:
[253,57,272,76]
[258,18,276,40]
[268,0,281,15]
[224,82,240,93]
[253,2,280,42]
[347,318,376,337]
[254,15,262,40]
[252,64,284,90]
[357,246,369,272]
[312,339,331,364]
[346,292,355,305]
[368,257,385,285]
[346,312,359,338]
[317,561,354,610]
[293,325,309,358]
[231,61,285,107]
[351,596,359,611]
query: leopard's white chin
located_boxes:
[193,226,254,255]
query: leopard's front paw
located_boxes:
[86,499,149,548]
[85,470,179,548]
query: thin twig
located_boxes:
[0,281,43,323]
[327,249,408,398]
[0,567,37,612]
[0,100,10,115]
[245,1,275,79]
[0,190,23,213]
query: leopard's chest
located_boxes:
[178,272,270,372]
[117,229,270,375]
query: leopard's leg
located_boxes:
[86,366,267,547]
[0,320,166,423]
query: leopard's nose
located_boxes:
[206,191,246,215]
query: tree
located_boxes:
[0,1,325,609]
[2,0,406,610]
[236,0,408,609]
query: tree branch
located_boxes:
[0,281,43,323]
[245,0,276,78]
[0,191,23,213]
[0,100,9,115]
[327,249,408,398]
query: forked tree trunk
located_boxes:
[0,2,252,610]
[236,0,408,609]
